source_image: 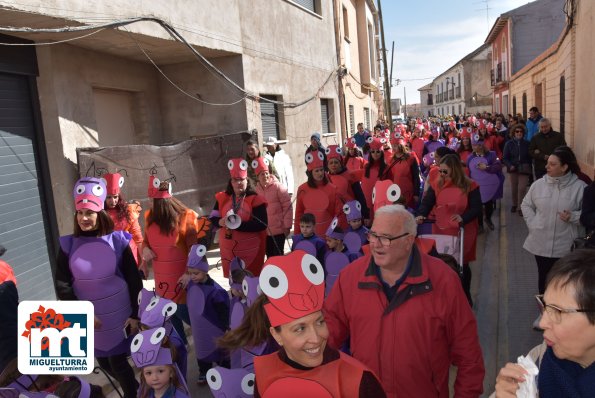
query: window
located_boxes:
[288,0,320,15]
[512,96,517,115]
[560,76,565,136]
[458,72,461,90]
[502,94,509,116]
[349,105,355,136]
[364,107,371,130]
[320,99,331,135]
[522,93,528,119]
[342,6,349,39]
[495,94,500,113]
[458,104,462,115]
[260,95,280,141]
[535,83,543,115]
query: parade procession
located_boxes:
[1,0,595,397]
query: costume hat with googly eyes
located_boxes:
[187,244,209,273]
[130,327,172,368]
[325,216,344,241]
[103,173,125,196]
[471,133,484,146]
[344,137,357,149]
[250,157,269,176]
[304,150,325,171]
[228,158,249,179]
[391,132,406,146]
[372,180,402,212]
[343,200,363,222]
[140,295,178,330]
[460,128,472,139]
[369,137,384,151]
[259,251,325,327]
[324,145,343,161]
[148,175,172,199]
[73,177,107,212]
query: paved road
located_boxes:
[92,172,544,397]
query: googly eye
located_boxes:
[301,253,324,285]
[118,176,125,188]
[343,204,351,214]
[430,152,435,158]
[355,201,361,210]
[242,279,249,297]
[152,177,161,189]
[241,373,256,394]
[317,151,324,161]
[467,127,472,133]
[366,136,373,143]
[473,134,480,142]
[259,264,289,299]
[325,147,331,155]
[206,368,222,391]
[372,187,376,204]
[335,147,342,155]
[75,185,85,195]
[264,158,269,165]
[305,153,314,163]
[150,327,166,345]
[162,302,177,318]
[146,297,159,311]
[239,160,248,170]
[227,160,234,170]
[130,334,143,353]
[330,217,338,230]
[92,184,104,197]
[195,245,207,258]
[251,159,259,169]
[380,138,386,144]
[386,184,401,202]
[351,138,356,144]
[137,291,143,305]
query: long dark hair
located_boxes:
[364,152,387,178]
[224,178,257,196]
[458,137,473,153]
[438,154,472,193]
[552,146,581,175]
[306,169,329,188]
[73,210,114,237]
[147,197,188,235]
[105,193,130,224]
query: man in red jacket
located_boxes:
[323,205,485,397]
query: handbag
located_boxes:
[518,163,532,175]
[571,229,595,251]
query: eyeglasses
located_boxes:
[439,169,449,175]
[515,130,524,133]
[535,295,595,324]
[367,231,409,247]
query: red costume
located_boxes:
[294,181,342,237]
[384,154,420,208]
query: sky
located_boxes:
[381,0,535,105]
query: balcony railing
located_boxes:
[456,86,461,98]
[449,90,454,100]
[496,63,503,83]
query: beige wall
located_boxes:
[574,0,595,176]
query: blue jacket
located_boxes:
[502,138,531,169]
[525,115,542,142]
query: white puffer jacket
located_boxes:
[521,172,586,258]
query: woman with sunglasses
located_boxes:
[416,154,482,306]
[494,249,595,397]
[502,125,532,215]
[361,137,392,225]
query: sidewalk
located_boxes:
[474,172,542,396]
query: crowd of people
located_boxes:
[1,106,595,397]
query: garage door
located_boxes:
[0,72,55,300]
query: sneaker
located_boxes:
[486,220,495,230]
[532,315,543,331]
[510,206,517,213]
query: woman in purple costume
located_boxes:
[54,177,142,398]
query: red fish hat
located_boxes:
[324,145,343,161]
[305,150,324,171]
[460,127,472,139]
[391,132,406,146]
[251,157,269,176]
[476,119,487,130]
[344,137,357,149]
[372,180,402,212]
[148,176,172,199]
[228,158,249,179]
[103,173,124,195]
[259,251,325,327]
[369,137,385,151]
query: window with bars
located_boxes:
[289,0,320,15]
[364,107,370,130]
[349,105,355,136]
[320,99,331,135]
[260,95,280,141]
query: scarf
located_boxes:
[538,346,595,398]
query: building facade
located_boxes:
[0,0,342,300]
[418,83,433,117]
[485,0,566,115]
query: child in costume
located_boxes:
[290,213,326,265]
[131,327,189,398]
[343,200,369,245]
[186,244,230,383]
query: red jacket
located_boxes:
[323,248,484,398]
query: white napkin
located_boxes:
[516,355,539,398]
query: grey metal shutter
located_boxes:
[260,96,279,141]
[292,0,316,13]
[0,72,55,300]
[320,99,330,135]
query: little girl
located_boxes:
[131,327,189,398]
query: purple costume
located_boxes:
[467,151,505,203]
[291,234,327,265]
[343,200,369,245]
[206,367,255,398]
